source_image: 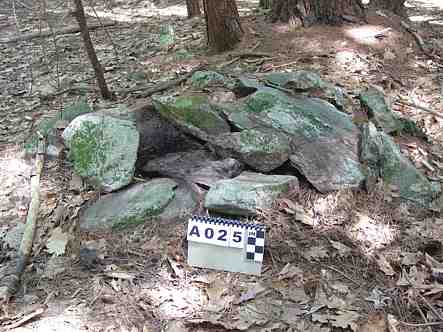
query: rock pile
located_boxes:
[28,70,440,230]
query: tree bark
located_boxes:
[259,0,272,9]
[369,0,406,16]
[271,0,365,25]
[73,0,113,99]
[186,0,201,18]
[203,0,243,52]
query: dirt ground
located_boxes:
[1,0,443,331]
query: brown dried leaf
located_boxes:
[278,263,303,280]
[376,255,395,276]
[303,246,329,261]
[46,227,69,256]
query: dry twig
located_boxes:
[120,65,204,97]
[325,265,360,286]
[0,134,46,302]
[396,99,443,120]
[0,22,116,43]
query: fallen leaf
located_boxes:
[104,271,135,280]
[44,256,68,279]
[396,269,410,287]
[69,174,83,192]
[423,283,443,296]
[401,252,420,266]
[387,314,400,332]
[52,203,69,224]
[165,320,188,332]
[278,263,303,280]
[206,279,228,302]
[315,286,347,309]
[329,240,351,257]
[330,282,349,295]
[141,236,163,251]
[330,310,360,331]
[303,246,329,261]
[235,282,267,304]
[277,198,298,214]
[359,312,387,332]
[280,303,306,324]
[46,227,69,256]
[365,287,390,309]
[375,255,395,276]
[274,281,310,303]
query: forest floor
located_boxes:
[1,0,443,331]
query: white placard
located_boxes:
[187,219,230,247]
[228,225,245,248]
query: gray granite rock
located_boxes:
[204,172,299,216]
[63,113,139,193]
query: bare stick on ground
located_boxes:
[0,135,46,303]
[120,65,204,97]
[0,22,115,43]
[396,99,443,120]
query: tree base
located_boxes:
[271,0,366,25]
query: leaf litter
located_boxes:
[1,0,443,331]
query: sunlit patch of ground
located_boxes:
[86,1,187,22]
[345,25,402,46]
[407,0,443,23]
[13,301,90,332]
[1,0,443,331]
[0,146,31,223]
[347,212,398,254]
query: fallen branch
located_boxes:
[0,134,46,303]
[0,22,116,43]
[399,320,443,327]
[2,305,46,329]
[119,66,204,97]
[395,99,443,120]
[400,21,439,60]
[228,51,273,59]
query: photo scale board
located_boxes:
[187,216,265,275]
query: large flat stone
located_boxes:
[152,95,230,141]
[80,178,178,230]
[209,129,291,172]
[361,123,440,205]
[204,172,299,216]
[143,150,243,187]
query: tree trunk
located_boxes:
[260,0,272,9]
[186,0,201,18]
[73,0,113,99]
[271,0,365,25]
[203,0,243,52]
[369,0,406,16]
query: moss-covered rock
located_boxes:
[233,75,264,96]
[143,150,242,187]
[24,100,91,155]
[80,178,179,230]
[360,87,402,134]
[361,123,440,205]
[159,24,175,47]
[204,172,299,216]
[152,94,230,141]
[236,90,364,192]
[63,113,139,192]
[263,71,345,109]
[209,129,291,172]
[191,71,231,89]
